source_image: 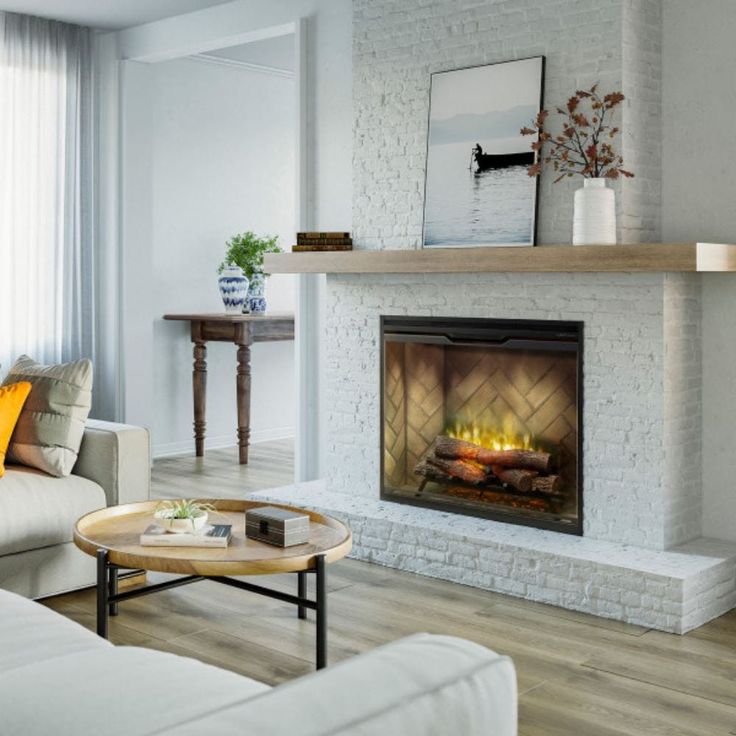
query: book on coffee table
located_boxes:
[139,524,232,548]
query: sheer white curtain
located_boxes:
[0,12,95,376]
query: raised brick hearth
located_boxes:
[254,481,736,634]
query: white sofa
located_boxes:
[0,420,150,598]
[0,588,516,735]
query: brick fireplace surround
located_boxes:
[256,270,736,633]
[254,0,736,633]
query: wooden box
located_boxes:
[245,506,310,547]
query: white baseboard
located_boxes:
[153,426,294,459]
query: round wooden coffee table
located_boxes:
[74,499,352,669]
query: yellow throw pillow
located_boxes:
[0,381,32,477]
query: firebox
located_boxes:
[381,316,583,534]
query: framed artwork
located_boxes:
[422,56,545,248]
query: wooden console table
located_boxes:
[163,313,295,464]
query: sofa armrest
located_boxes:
[161,634,517,736]
[73,420,150,507]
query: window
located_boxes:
[0,12,95,375]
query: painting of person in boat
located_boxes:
[423,57,544,248]
[470,143,535,174]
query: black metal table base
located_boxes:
[96,549,328,669]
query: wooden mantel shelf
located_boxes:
[264,243,736,275]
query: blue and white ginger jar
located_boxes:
[218,264,249,314]
[247,271,267,314]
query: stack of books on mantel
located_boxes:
[292,231,353,252]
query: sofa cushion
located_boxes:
[2,355,93,477]
[0,466,105,555]
[0,589,109,673]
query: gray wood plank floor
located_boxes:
[46,439,736,735]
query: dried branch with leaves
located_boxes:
[521,84,633,183]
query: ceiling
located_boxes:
[0,0,234,30]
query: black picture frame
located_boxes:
[421,56,545,249]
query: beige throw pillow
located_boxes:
[2,355,93,477]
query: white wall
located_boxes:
[117,0,353,472]
[119,46,297,455]
[148,56,296,456]
[209,34,294,70]
[662,1,736,543]
[120,60,156,431]
[91,30,122,421]
[116,0,352,231]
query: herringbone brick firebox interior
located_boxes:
[382,316,581,532]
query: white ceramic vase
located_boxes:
[572,177,616,245]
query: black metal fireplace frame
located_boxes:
[379,315,584,536]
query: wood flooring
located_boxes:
[45,440,736,735]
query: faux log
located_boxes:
[415,459,491,487]
[425,456,491,485]
[490,465,537,493]
[434,435,552,473]
[531,475,563,495]
[414,460,454,484]
[416,437,564,498]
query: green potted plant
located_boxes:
[218,232,281,313]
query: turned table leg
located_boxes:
[236,342,252,464]
[193,337,207,457]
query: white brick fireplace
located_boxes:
[257,268,736,633]
[257,0,736,634]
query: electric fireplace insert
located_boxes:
[381,316,583,534]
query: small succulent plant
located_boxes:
[154,499,216,530]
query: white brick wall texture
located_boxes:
[324,271,703,551]
[621,0,662,242]
[662,274,702,547]
[353,0,662,249]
